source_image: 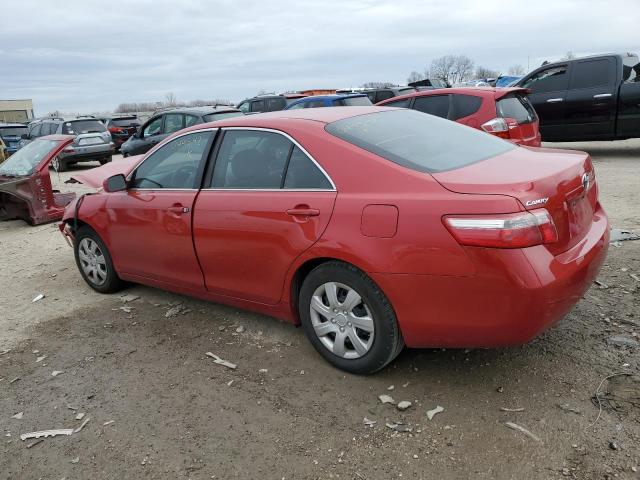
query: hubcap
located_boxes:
[78,238,107,286]
[309,282,375,359]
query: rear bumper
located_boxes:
[517,132,542,148]
[371,205,609,348]
[59,144,114,162]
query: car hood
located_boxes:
[71,155,142,187]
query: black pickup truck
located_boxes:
[514,53,640,142]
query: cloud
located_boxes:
[2,0,639,113]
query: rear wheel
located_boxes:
[299,261,404,374]
[74,226,123,293]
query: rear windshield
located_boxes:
[325,109,515,173]
[340,96,372,106]
[62,120,106,135]
[110,118,140,127]
[496,94,537,124]
[0,126,28,137]
[203,111,244,122]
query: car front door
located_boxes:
[519,64,571,141]
[193,128,337,304]
[564,57,617,140]
[105,129,216,289]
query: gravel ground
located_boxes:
[0,142,639,480]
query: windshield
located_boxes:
[0,139,59,176]
[203,111,243,122]
[325,109,515,173]
[0,126,28,137]
[62,120,106,135]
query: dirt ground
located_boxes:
[0,142,639,480]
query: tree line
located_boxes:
[115,93,231,113]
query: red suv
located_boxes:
[377,87,542,147]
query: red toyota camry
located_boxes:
[60,107,608,374]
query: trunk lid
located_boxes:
[432,146,598,255]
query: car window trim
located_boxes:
[127,127,218,191]
[202,126,336,192]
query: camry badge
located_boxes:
[525,197,549,207]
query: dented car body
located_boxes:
[0,135,77,225]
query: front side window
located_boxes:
[212,130,291,188]
[521,66,569,93]
[326,109,515,173]
[238,102,250,113]
[413,95,451,118]
[143,117,163,137]
[130,131,213,189]
[163,114,184,134]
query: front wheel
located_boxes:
[299,261,404,374]
[74,226,123,293]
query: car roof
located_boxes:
[157,106,239,115]
[377,86,529,104]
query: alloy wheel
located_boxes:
[309,282,375,359]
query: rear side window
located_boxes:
[450,95,482,120]
[163,114,184,134]
[62,120,106,134]
[522,66,569,93]
[250,100,265,112]
[497,94,537,124]
[413,95,450,118]
[366,92,377,102]
[283,147,332,189]
[266,98,286,111]
[569,59,611,89]
[325,109,515,173]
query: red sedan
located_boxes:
[60,107,608,374]
[377,87,542,147]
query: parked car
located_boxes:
[60,107,607,374]
[236,94,307,113]
[20,118,114,171]
[0,123,29,156]
[0,136,7,163]
[377,87,541,147]
[495,75,522,87]
[363,87,417,104]
[285,94,372,109]
[120,106,243,157]
[0,135,76,225]
[514,52,640,141]
[103,116,141,151]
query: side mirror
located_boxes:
[103,174,127,193]
[21,134,29,140]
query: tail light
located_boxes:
[109,127,123,133]
[443,208,558,248]
[481,117,518,140]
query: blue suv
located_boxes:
[285,94,372,110]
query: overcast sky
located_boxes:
[2,0,639,114]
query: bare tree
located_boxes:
[164,92,178,107]
[508,64,525,76]
[407,71,424,83]
[561,51,576,61]
[430,54,475,85]
[361,81,396,88]
[475,66,500,80]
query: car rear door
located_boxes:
[519,64,571,141]
[564,57,618,140]
[106,129,216,289]
[193,128,337,304]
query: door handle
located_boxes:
[593,93,612,99]
[167,205,190,215]
[286,206,320,217]
[546,98,563,103]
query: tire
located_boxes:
[74,226,123,293]
[299,261,404,374]
[52,156,67,172]
[122,152,130,158]
[99,155,112,165]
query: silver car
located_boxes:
[21,118,115,171]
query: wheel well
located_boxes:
[289,257,355,322]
